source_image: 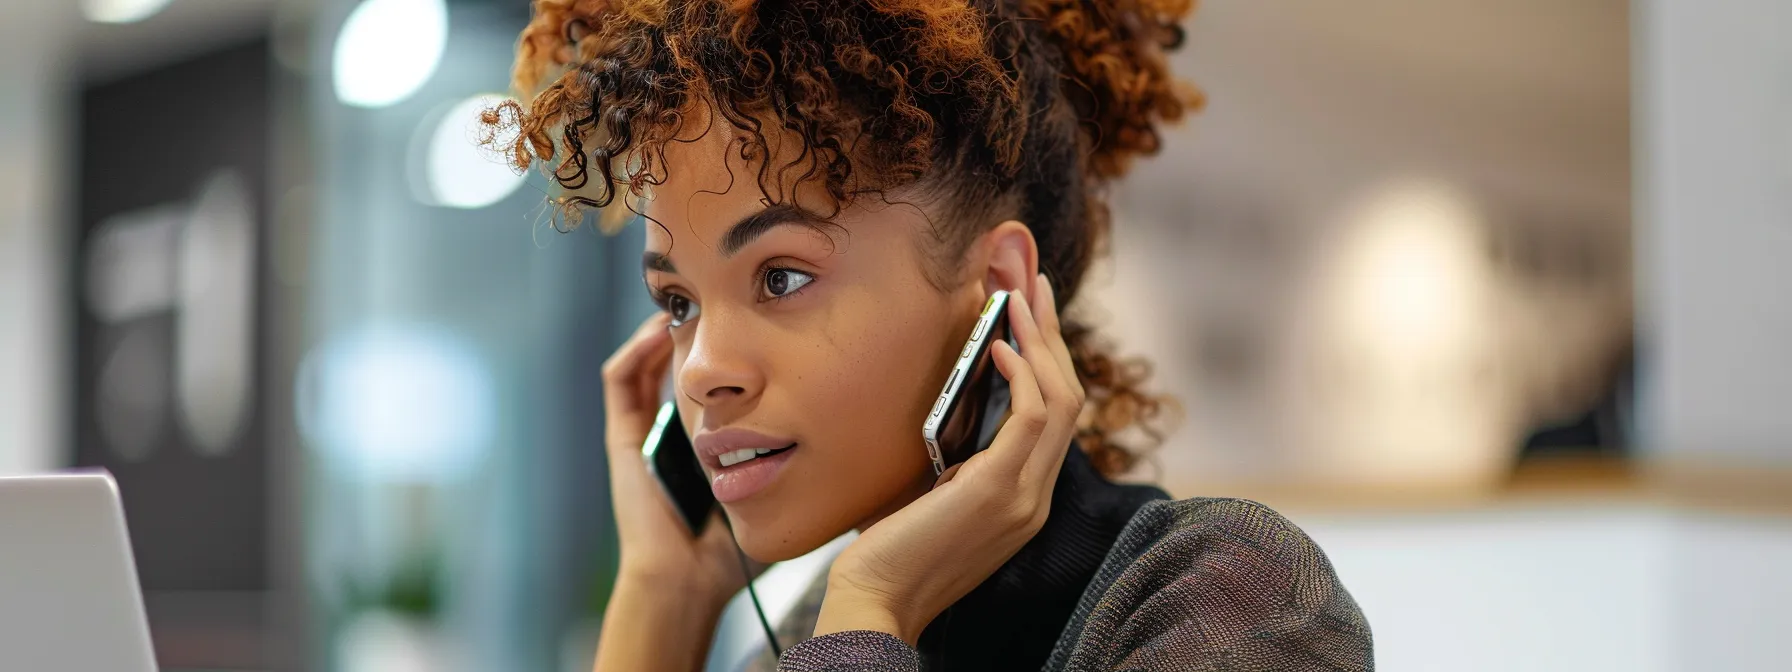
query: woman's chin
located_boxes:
[727,511,847,563]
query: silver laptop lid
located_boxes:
[0,472,158,672]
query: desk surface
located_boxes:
[1160,455,1792,518]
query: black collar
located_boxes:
[915,443,1169,671]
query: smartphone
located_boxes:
[642,402,716,534]
[922,290,1018,475]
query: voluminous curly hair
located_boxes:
[491,0,1203,478]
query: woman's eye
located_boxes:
[763,268,814,299]
[665,294,700,326]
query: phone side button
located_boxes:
[972,317,990,341]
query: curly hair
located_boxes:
[489,0,1203,478]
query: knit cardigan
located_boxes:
[744,446,1374,671]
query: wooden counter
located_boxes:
[1159,455,1792,517]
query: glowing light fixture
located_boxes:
[81,0,173,24]
[332,0,448,108]
[296,323,495,484]
[1330,180,1486,358]
[424,95,527,209]
[1304,178,1509,487]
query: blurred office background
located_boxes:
[1,0,1788,670]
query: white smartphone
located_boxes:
[922,290,1018,475]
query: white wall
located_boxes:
[1089,0,1633,487]
[1638,0,1792,460]
[1303,505,1673,672]
[0,4,70,476]
[1300,504,1792,672]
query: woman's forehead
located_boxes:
[635,102,935,258]
[643,134,845,251]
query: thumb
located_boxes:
[933,462,966,487]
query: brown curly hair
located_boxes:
[489,0,1202,478]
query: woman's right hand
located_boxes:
[600,313,748,608]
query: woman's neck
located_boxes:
[852,465,936,533]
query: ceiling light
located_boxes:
[332,0,448,108]
[81,0,173,24]
[423,95,527,209]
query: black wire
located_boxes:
[938,603,955,672]
[735,545,782,659]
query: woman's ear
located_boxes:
[980,220,1040,301]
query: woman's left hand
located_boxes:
[814,273,1087,644]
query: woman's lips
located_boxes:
[693,427,799,503]
[708,444,796,503]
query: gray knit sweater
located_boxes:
[746,448,1374,671]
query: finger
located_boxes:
[632,336,674,420]
[984,339,1046,476]
[614,339,673,454]
[1007,292,1078,487]
[604,312,673,388]
[1034,274,1084,407]
[603,313,674,449]
[603,313,672,407]
[610,337,671,434]
[1008,292,1077,434]
[1007,291,1070,404]
[1030,276,1082,491]
[933,462,966,488]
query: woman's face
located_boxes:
[640,123,985,562]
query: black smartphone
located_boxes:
[922,290,1017,475]
[642,402,716,534]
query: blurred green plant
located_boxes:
[583,525,621,618]
[341,549,445,620]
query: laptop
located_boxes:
[0,471,158,672]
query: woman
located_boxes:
[492,1,1373,669]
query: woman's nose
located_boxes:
[676,313,763,406]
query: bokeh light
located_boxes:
[80,0,172,24]
[422,95,526,209]
[331,0,448,108]
[297,323,495,484]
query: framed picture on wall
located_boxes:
[71,39,273,659]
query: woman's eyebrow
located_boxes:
[642,204,829,275]
[642,250,676,275]
[718,204,827,257]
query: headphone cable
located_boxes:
[735,545,782,659]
